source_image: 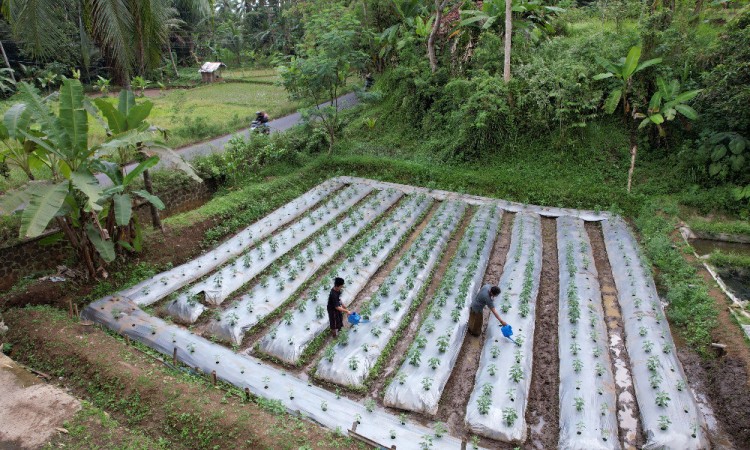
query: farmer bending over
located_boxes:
[468,285,507,337]
[328,277,351,338]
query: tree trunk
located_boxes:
[503,0,512,82]
[0,40,15,82]
[427,0,448,73]
[143,169,163,231]
[168,41,179,77]
[693,0,703,16]
[627,143,637,193]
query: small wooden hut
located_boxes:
[199,62,226,83]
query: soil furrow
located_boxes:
[237,193,410,353]
[367,206,477,403]
[299,201,441,379]
[524,217,559,450]
[585,221,643,449]
[434,212,515,441]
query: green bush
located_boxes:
[635,201,718,353]
[694,8,750,134]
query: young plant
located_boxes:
[349,356,359,371]
[490,345,501,359]
[509,363,524,383]
[502,407,518,426]
[574,397,584,412]
[421,377,433,391]
[364,398,375,413]
[488,363,497,376]
[655,391,670,408]
[437,334,450,353]
[658,415,671,430]
[428,357,441,370]
[408,348,422,366]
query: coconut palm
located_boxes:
[1,0,209,82]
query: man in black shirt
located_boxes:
[327,277,351,337]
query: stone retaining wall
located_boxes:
[0,182,213,289]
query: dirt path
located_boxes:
[673,232,750,448]
[586,222,642,449]
[0,353,81,449]
[434,213,514,443]
[524,217,560,450]
[3,308,360,450]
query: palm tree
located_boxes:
[1,0,209,83]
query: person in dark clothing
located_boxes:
[468,284,507,337]
[327,277,351,337]
[255,111,270,124]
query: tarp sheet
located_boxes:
[602,218,708,449]
[383,205,501,415]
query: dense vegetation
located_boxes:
[0,1,748,345]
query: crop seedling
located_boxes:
[655,391,670,407]
[593,346,602,358]
[574,397,584,412]
[415,335,427,349]
[576,421,586,435]
[422,377,433,391]
[349,356,359,371]
[502,407,518,426]
[365,398,375,413]
[263,376,270,389]
[595,363,605,377]
[573,359,583,373]
[659,415,671,430]
[490,345,501,359]
[509,363,524,383]
[383,311,392,324]
[437,334,450,353]
[570,342,580,356]
[324,346,335,362]
[315,305,325,319]
[390,429,396,439]
[428,357,441,370]
[451,308,461,323]
[643,340,654,353]
[647,356,660,372]
[662,343,673,354]
[408,348,422,366]
[321,401,328,411]
[399,413,407,425]
[488,363,497,376]
[677,379,686,392]
[283,311,293,325]
[337,329,349,346]
[424,320,436,334]
[649,372,662,389]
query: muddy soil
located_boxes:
[524,217,560,450]
[433,212,514,444]
[586,222,642,449]
[367,207,476,405]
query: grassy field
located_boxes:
[0,69,296,193]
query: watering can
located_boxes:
[347,312,370,325]
[501,324,521,346]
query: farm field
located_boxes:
[83,177,719,449]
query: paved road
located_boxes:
[96,92,359,186]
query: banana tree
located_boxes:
[0,79,157,277]
[636,77,701,136]
[94,90,200,230]
[593,46,662,192]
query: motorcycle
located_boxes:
[250,119,270,135]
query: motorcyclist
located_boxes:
[255,111,270,124]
